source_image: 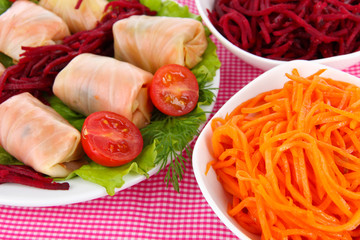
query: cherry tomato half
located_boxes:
[81,111,143,167]
[149,64,199,116]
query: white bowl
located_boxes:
[192,60,360,239]
[195,0,360,71]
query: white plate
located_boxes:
[0,69,220,207]
[193,60,360,239]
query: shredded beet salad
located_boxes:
[0,0,156,104]
[208,0,360,61]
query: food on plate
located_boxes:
[39,0,108,33]
[209,68,360,239]
[208,0,360,60]
[0,164,70,190]
[82,111,144,167]
[149,64,199,116]
[53,53,153,129]
[0,92,84,178]
[0,0,70,61]
[113,15,208,73]
[0,0,221,195]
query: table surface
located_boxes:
[2,1,360,239]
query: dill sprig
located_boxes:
[141,70,218,192]
[198,73,217,106]
[141,107,206,192]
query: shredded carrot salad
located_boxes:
[209,68,360,240]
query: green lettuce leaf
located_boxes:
[0,0,11,15]
[47,95,85,132]
[140,0,199,20]
[0,1,11,66]
[0,52,13,68]
[194,37,221,106]
[67,142,156,196]
[0,147,23,165]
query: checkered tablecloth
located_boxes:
[2,0,360,239]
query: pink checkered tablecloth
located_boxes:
[2,1,360,239]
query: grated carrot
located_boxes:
[209,68,360,239]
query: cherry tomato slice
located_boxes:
[149,64,199,116]
[81,111,143,167]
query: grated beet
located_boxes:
[208,0,360,61]
[0,0,156,104]
[0,165,70,190]
[75,0,83,10]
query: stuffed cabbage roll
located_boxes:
[39,0,108,33]
[53,53,153,129]
[113,15,208,74]
[0,63,5,76]
[0,0,70,61]
[0,92,84,178]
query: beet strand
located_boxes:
[0,165,70,190]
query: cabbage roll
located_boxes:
[113,15,208,73]
[0,0,70,61]
[0,63,5,76]
[0,92,84,178]
[53,53,153,129]
[39,0,108,33]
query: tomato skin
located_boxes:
[81,111,143,167]
[149,64,199,116]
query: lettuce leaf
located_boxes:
[66,142,156,196]
[140,0,199,20]
[0,0,11,15]
[47,95,85,132]
[194,37,221,106]
[0,147,23,165]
